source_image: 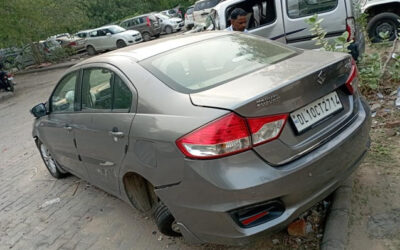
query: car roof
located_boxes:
[74,32,229,66]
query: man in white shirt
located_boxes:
[225,8,248,33]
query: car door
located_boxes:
[282,0,347,49]
[88,30,102,50]
[95,29,109,50]
[73,66,136,196]
[37,71,88,179]
[103,28,117,49]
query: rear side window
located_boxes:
[113,75,132,111]
[287,0,338,19]
[81,68,132,112]
[141,34,298,94]
[82,68,113,111]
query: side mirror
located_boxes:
[30,103,47,118]
[106,33,112,36]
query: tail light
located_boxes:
[146,17,151,27]
[69,42,77,46]
[176,113,288,159]
[6,73,13,77]
[346,18,355,42]
[345,59,358,94]
[185,13,187,19]
[247,114,288,146]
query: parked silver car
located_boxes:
[31,32,371,245]
[85,25,142,55]
[155,13,184,34]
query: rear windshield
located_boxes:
[140,34,298,94]
[194,0,220,11]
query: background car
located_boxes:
[120,14,161,41]
[361,0,400,42]
[85,25,142,55]
[184,5,195,29]
[75,29,93,39]
[55,36,86,53]
[193,0,221,26]
[13,40,62,69]
[211,0,365,60]
[160,9,181,18]
[155,13,184,34]
[31,32,371,245]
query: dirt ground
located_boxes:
[347,94,400,249]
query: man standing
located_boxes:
[225,8,248,32]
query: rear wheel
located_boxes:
[142,32,151,42]
[165,26,173,34]
[87,45,97,56]
[154,202,182,237]
[117,40,127,48]
[367,12,400,43]
[37,140,68,179]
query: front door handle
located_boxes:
[109,131,125,138]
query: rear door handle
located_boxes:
[109,131,125,138]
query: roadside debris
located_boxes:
[288,219,307,237]
[39,197,60,209]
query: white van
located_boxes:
[210,0,365,59]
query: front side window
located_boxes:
[82,68,112,111]
[225,0,276,30]
[51,72,78,113]
[141,34,298,94]
[287,0,338,18]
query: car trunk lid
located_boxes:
[190,50,358,165]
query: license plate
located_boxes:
[8,77,13,81]
[290,92,343,133]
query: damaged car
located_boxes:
[31,32,371,245]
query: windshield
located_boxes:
[109,26,126,34]
[140,34,299,94]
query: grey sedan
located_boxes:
[31,32,371,245]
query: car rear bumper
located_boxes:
[155,97,371,245]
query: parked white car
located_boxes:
[85,25,142,55]
[360,0,400,42]
[155,13,184,34]
[193,0,221,26]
